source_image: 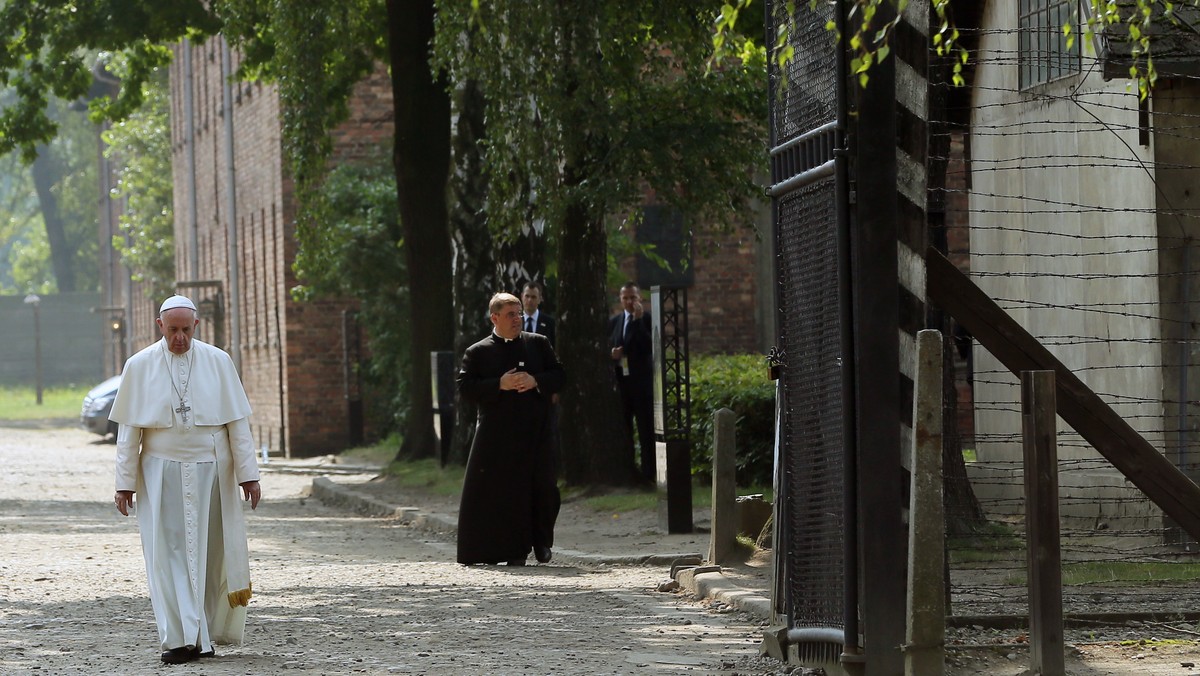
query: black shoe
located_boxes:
[534,545,552,563]
[198,647,215,658]
[506,558,527,566]
[160,646,199,664]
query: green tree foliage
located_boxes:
[223,0,453,462]
[0,97,98,293]
[713,0,1177,99]
[1,0,453,463]
[690,354,776,486]
[0,2,216,160]
[1077,0,1200,100]
[434,0,767,485]
[296,157,410,435]
[219,0,380,209]
[0,2,210,293]
[715,1,965,89]
[103,58,174,301]
[0,150,42,292]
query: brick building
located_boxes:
[98,36,771,458]
[155,38,386,457]
[675,223,772,356]
[613,215,774,356]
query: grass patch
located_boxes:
[1061,561,1200,586]
[574,488,658,513]
[382,456,465,497]
[572,480,773,514]
[1002,560,1200,587]
[0,385,90,421]
[1117,638,1197,648]
[375,453,774,509]
[949,520,1024,564]
[337,436,402,467]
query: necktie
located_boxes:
[525,317,533,333]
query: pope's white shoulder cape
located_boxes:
[109,338,252,428]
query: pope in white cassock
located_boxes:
[111,295,262,665]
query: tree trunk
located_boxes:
[448,77,495,466]
[385,0,453,460]
[549,8,635,486]
[495,175,548,296]
[557,198,636,486]
[942,327,986,537]
[31,146,76,292]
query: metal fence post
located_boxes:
[651,286,692,534]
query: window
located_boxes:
[1019,0,1081,89]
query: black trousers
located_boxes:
[618,379,656,482]
[532,406,561,548]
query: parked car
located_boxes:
[81,375,121,438]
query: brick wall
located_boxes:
[688,224,765,355]
[166,39,767,453]
[615,218,772,357]
[168,40,390,457]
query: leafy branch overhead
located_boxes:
[713,0,1187,98]
[103,56,175,301]
[711,0,964,88]
[1076,0,1200,100]
[0,1,220,161]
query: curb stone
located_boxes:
[311,475,772,620]
[311,477,703,566]
[672,566,772,622]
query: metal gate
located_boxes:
[767,1,915,673]
[768,0,852,662]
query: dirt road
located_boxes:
[5,424,1198,675]
[0,426,772,675]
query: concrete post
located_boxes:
[905,329,944,676]
[708,408,737,564]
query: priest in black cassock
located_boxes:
[456,292,565,565]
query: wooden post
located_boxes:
[906,330,945,676]
[709,408,738,564]
[852,3,906,669]
[1022,370,1065,676]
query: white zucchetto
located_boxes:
[159,295,197,314]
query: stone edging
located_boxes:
[311,475,772,622]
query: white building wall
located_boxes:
[967,3,1163,529]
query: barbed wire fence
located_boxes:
[931,22,1200,626]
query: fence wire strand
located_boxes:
[934,21,1200,623]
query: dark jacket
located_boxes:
[528,312,556,346]
[608,311,653,389]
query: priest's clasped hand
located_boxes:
[499,368,537,393]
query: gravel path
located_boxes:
[0,426,771,675]
[4,424,1199,675]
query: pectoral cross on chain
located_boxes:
[175,400,192,425]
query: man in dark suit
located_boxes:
[608,282,655,483]
[520,280,556,345]
[457,292,564,566]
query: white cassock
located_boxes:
[111,338,259,653]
